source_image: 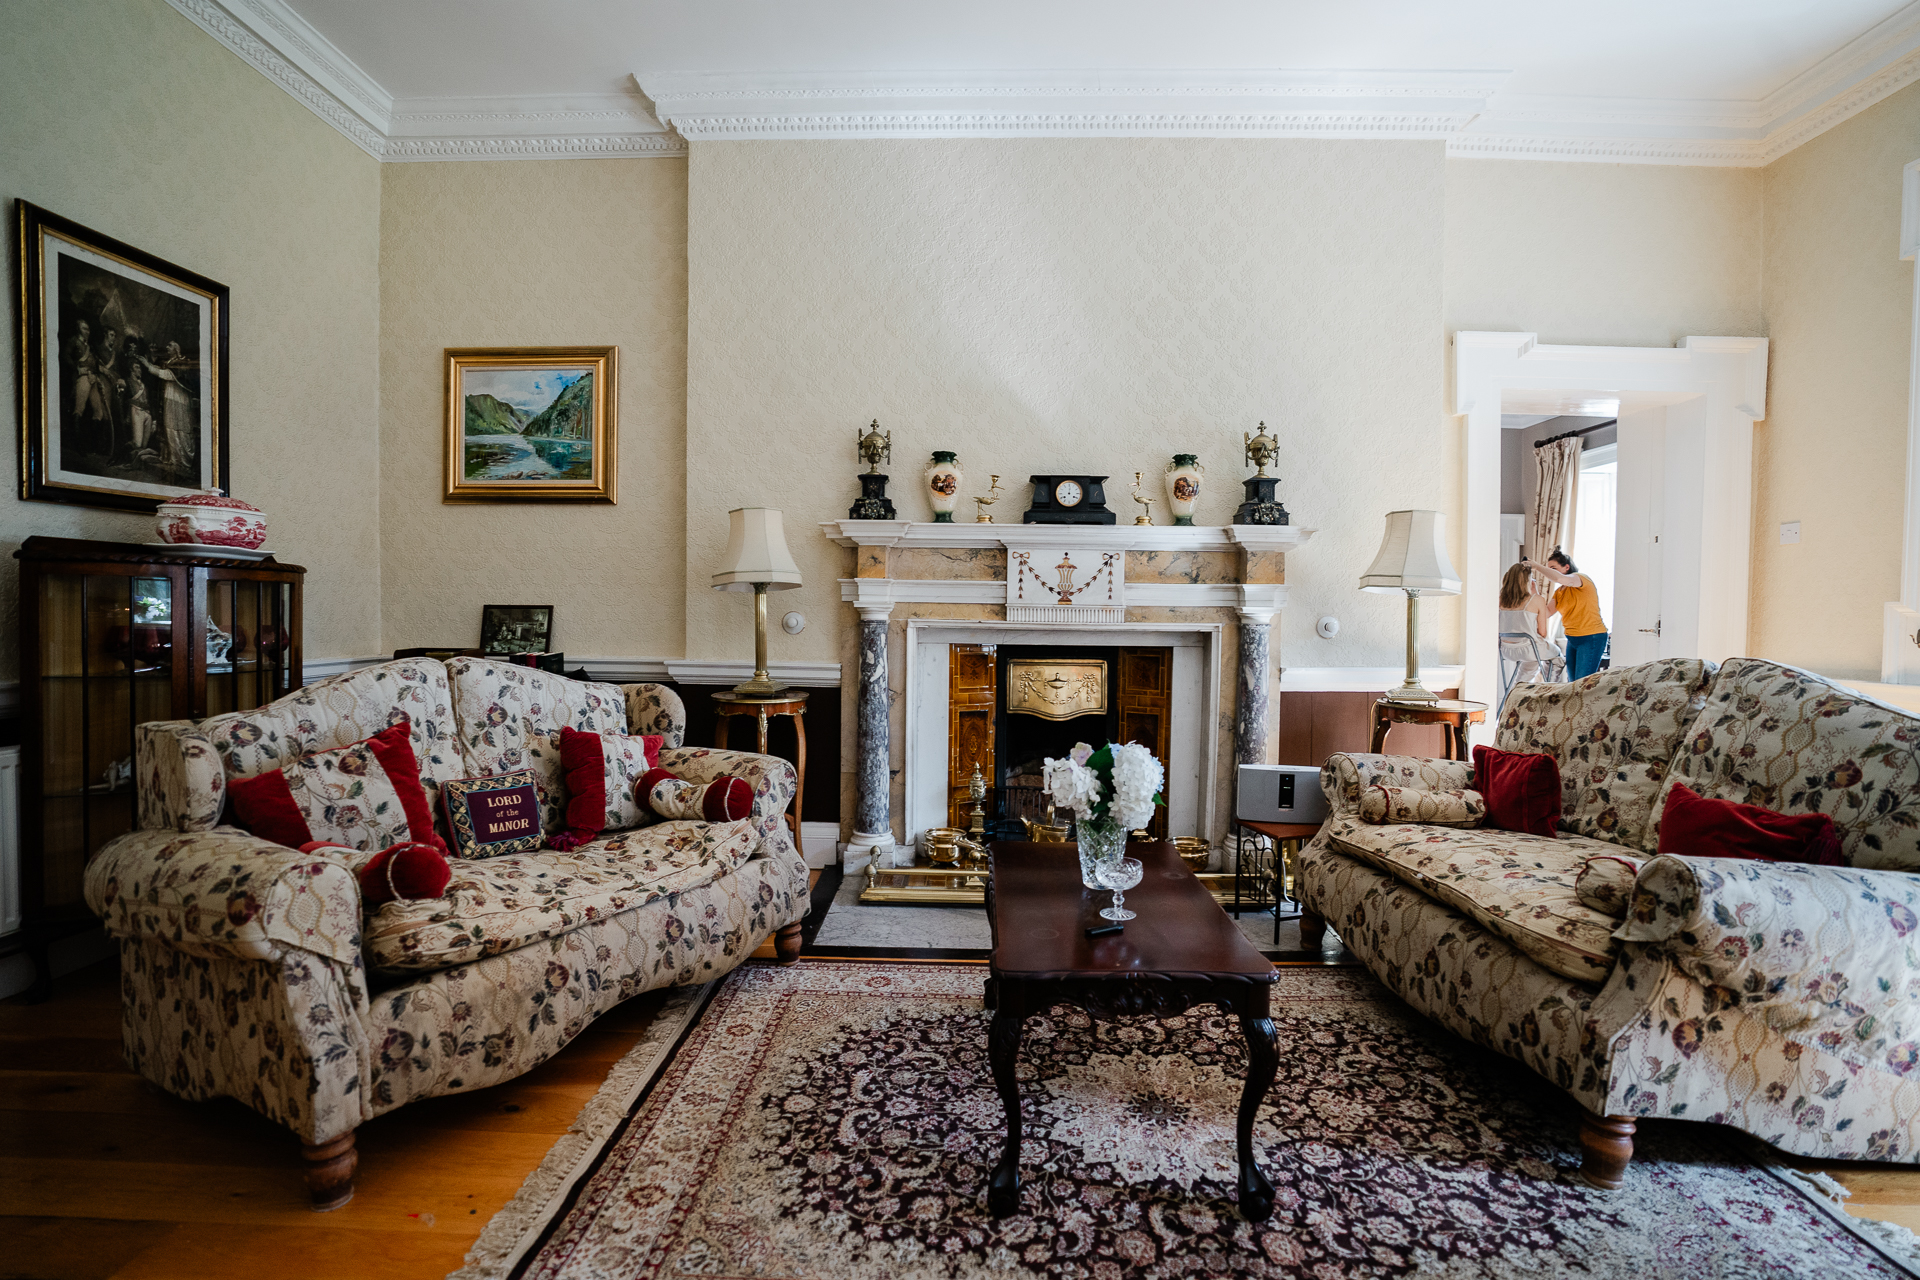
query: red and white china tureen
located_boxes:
[154,491,267,550]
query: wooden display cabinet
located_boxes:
[8,536,304,999]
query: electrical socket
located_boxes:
[1780,522,1801,544]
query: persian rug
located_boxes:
[466,960,1920,1280]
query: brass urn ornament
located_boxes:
[848,420,896,519]
[1235,421,1290,526]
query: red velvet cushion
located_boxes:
[1656,782,1844,865]
[228,720,445,853]
[638,767,754,823]
[308,840,453,908]
[1472,745,1562,838]
[555,726,664,848]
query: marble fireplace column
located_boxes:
[1234,610,1272,766]
[847,604,895,864]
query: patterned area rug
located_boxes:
[489,961,1919,1279]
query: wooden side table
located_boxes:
[1231,819,1324,942]
[712,689,808,846]
[1369,697,1488,762]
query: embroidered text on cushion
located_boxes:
[447,657,628,835]
[441,771,544,859]
[640,767,754,822]
[558,725,663,844]
[1473,745,1561,839]
[1495,657,1717,851]
[1656,781,1844,865]
[226,720,446,853]
[1656,658,1920,871]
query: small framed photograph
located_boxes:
[15,201,229,511]
[480,605,554,656]
[445,346,616,503]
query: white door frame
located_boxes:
[1454,333,1769,728]
[1883,157,1920,682]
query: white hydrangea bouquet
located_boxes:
[1042,741,1165,887]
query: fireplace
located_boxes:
[947,644,1175,841]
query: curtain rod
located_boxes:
[1532,419,1618,448]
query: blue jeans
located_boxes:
[1565,631,1608,680]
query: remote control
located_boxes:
[1084,924,1125,938]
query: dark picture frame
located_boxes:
[479,604,555,656]
[14,202,230,511]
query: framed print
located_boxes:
[15,202,229,511]
[445,346,616,503]
[480,604,554,655]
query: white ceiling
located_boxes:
[286,0,1898,103]
[168,0,1920,162]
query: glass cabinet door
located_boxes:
[35,571,176,911]
[204,574,297,716]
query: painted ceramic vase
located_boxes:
[1164,454,1203,526]
[155,491,267,549]
[926,451,962,523]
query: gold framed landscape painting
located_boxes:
[444,346,616,503]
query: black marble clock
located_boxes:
[1022,474,1117,524]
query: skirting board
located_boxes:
[800,821,841,869]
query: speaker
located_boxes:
[1236,764,1329,825]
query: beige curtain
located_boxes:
[1529,437,1582,571]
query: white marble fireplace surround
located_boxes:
[822,520,1312,862]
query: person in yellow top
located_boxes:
[1522,547,1609,679]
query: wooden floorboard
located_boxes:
[5,862,1917,1279]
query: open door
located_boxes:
[1117,647,1172,839]
[947,644,995,828]
[1610,407,1667,667]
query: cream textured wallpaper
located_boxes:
[686,139,1454,672]
[378,161,689,657]
[1444,159,1764,348]
[1753,83,1920,680]
[0,0,382,681]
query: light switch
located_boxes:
[1780,522,1801,544]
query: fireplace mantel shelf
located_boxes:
[819,520,1313,553]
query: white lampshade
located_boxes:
[1359,509,1461,595]
[710,508,803,592]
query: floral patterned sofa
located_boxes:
[1296,657,1920,1188]
[82,657,811,1209]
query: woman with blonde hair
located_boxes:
[1499,560,1563,686]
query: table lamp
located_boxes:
[711,507,803,696]
[1359,509,1460,705]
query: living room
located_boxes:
[4,1,1920,1276]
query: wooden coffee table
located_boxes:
[984,840,1282,1221]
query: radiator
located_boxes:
[0,746,19,937]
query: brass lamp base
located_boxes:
[730,582,793,697]
[1382,682,1441,705]
[1382,587,1440,705]
[731,673,793,697]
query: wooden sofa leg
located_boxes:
[302,1132,357,1211]
[774,920,804,965]
[1577,1110,1635,1190]
[1298,910,1328,951]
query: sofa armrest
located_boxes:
[657,745,797,849]
[1616,855,1920,1064]
[1320,753,1478,817]
[84,826,366,969]
[623,683,687,748]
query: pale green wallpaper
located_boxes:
[0,0,383,681]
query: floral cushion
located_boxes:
[623,683,688,749]
[1320,753,1477,814]
[135,720,225,832]
[200,659,466,822]
[1574,853,1644,917]
[1658,659,1920,872]
[227,721,442,853]
[1496,658,1718,852]
[362,819,759,972]
[448,658,628,836]
[1323,814,1624,984]
[1357,785,1485,827]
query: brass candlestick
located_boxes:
[973,475,1003,523]
[1130,471,1156,525]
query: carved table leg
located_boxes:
[1577,1110,1636,1190]
[773,920,803,964]
[1298,910,1327,951]
[1235,1006,1278,1221]
[302,1131,357,1211]
[987,995,1028,1218]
